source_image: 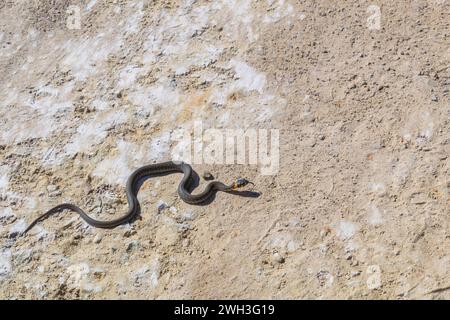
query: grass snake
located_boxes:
[23,161,253,235]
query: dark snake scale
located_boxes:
[23,161,252,235]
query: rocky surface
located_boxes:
[0,0,449,299]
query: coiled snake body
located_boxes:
[23,161,251,235]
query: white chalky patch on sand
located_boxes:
[263,0,296,23]
[23,197,37,210]
[368,204,383,226]
[66,263,90,289]
[8,219,27,236]
[42,146,65,167]
[368,182,387,195]
[28,83,74,116]
[170,127,192,161]
[0,33,22,58]
[27,225,49,240]
[161,5,210,44]
[223,0,257,42]
[91,99,111,111]
[93,131,171,186]
[0,109,57,145]
[391,154,416,188]
[93,146,132,185]
[85,0,97,12]
[366,265,382,290]
[142,33,163,64]
[117,65,143,90]
[173,46,223,75]
[127,89,159,118]
[93,140,147,185]
[0,166,9,192]
[126,81,182,119]
[150,260,160,288]
[402,111,435,143]
[27,29,39,48]
[203,59,273,125]
[0,81,75,145]
[269,232,298,252]
[337,221,358,240]
[65,111,128,156]
[123,2,144,34]
[0,250,12,278]
[113,1,279,133]
[1,87,20,108]
[149,132,171,161]
[61,33,122,81]
[20,56,33,71]
[148,82,181,108]
[0,168,17,201]
[0,208,15,223]
[229,59,266,94]
[345,240,359,253]
[134,258,160,288]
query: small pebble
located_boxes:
[182,238,190,247]
[93,234,102,244]
[351,271,361,277]
[169,206,178,214]
[157,201,169,213]
[47,185,58,193]
[272,252,285,264]
[72,234,82,240]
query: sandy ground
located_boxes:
[0,0,449,299]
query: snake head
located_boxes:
[232,178,254,190]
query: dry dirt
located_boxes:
[0,0,449,299]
